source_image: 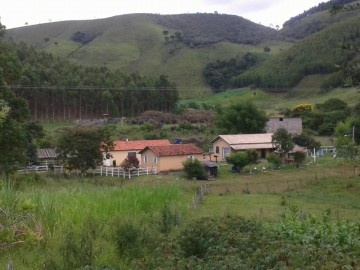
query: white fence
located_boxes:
[18,165,64,173]
[17,165,156,179]
[93,166,157,179]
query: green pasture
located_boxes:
[1,156,360,269]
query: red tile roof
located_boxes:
[113,139,170,151]
[140,144,203,157]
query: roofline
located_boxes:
[210,133,274,144]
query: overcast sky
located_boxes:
[2,0,327,29]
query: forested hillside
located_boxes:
[155,13,279,47]
[281,0,360,40]
[5,4,360,100]
[0,25,179,121]
[6,13,282,98]
[231,15,360,90]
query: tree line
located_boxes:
[1,30,179,121]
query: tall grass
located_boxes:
[26,184,188,236]
[0,178,191,269]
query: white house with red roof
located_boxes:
[104,139,171,167]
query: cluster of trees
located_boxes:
[288,98,351,136]
[0,87,44,176]
[157,13,279,48]
[203,53,261,92]
[1,33,179,121]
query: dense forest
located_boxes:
[0,26,179,121]
[203,53,262,92]
[156,13,280,48]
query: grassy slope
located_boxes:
[182,81,360,115]
[7,14,290,99]
[280,3,360,40]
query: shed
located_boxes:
[36,148,58,165]
[203,160,218,179]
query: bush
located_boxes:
[120,156,140,170]
[183,158,206,180]
[225,152,249,172]
[293,151,306,167]
[266,153,282,169]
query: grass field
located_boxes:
[1,156,360,268]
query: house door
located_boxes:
[261,149,266,159]
[222,147,231,160]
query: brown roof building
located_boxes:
[210,134,276,161]
[139,144,204,172]
[104,139,171,167]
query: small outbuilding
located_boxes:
[203,160,218,179]
[36,148,58,165]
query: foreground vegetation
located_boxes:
[1,157,360,269]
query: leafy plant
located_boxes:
[293,151,307,167]
[120,156,140,170]
[182,158,206,180]
[266,153,282,169]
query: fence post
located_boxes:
[138,168,140,176]
[129,170,131,179]
[112,167,114,177]
[7,261,13,270]
[100,166,103,176]
[147,167,149,175]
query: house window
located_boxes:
[188,155,195,160]
[143,156,148,164]
[128,151,136,157]
[153,156,158,164]
[215,146,219,154]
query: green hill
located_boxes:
[6,13,283,98]
[5,5,360,100]
[233,14,360,90]
[280,0,360,40]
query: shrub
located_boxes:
[266,153,282,169]
[292,104,312,116]
[183,158,206,180]
[293,151,306,167]
[225,152,249,172]
[120,156,140,170]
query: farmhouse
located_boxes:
[210,134,276,161]
[266,117,302,135]
[104,139,171,167]
[139,144,203,172]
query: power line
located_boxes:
[1,84,357,92]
